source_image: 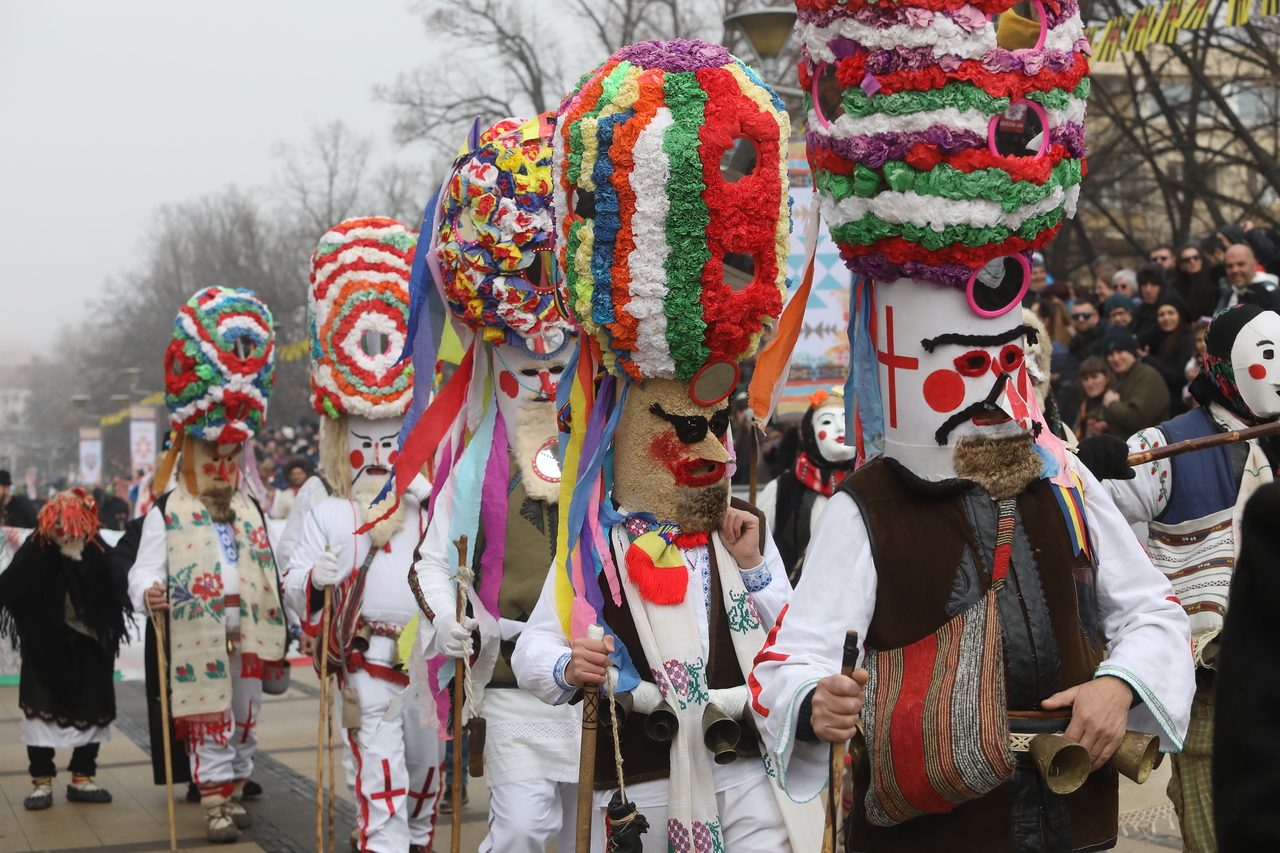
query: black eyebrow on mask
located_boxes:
[920,325,1038,353]
[1258,339,1275,346]
[350,432,372,440]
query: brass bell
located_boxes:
[702,704,741,766]
[1108,731,1161,784]
[352,624,374,654]
[1028,733,1091,795]
[602,691,633,728]
[644,700,679,742]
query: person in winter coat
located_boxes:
[1100,325,1170,437]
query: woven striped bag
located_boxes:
[860,500,1019,826]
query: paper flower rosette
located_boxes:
[554,38,792,382]
[164,286,276,444]
[308,217,417,420]
[438,115,573,347]
[797,0,1089,314]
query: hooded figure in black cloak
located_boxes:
[756,388,858,580]
[0,489,131,810]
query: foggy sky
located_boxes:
[0,1,438,363]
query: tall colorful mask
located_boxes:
[164,286,276,445]
[555,38,792,382]
[439,116,572,348]
[798,0,1089,312]
[309,217,417,420]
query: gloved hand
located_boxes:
[311,547,342,589]
[1076,435,1137,481]
[432,610,479,659]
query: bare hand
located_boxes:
[298,634,316,655]
[720,507,764,570]
[810,669,870,743]
[1102,390,1121,407]
[1041,675,1133,770]
[145,585,169,612]
[1242,219,1255,232]
[566,634,615,688]
[1088,419,1107,436]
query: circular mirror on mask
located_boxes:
[689,361,741,406]
[813,62,844,128]
[532,438,562,483]
[723,252,758,291]
[967,255,1031,317]
[456,210,480,242]
[523,248,557,293]
[525,326,569,360]
[360,329,391,357]
[721,137,760,182]
[989,99,1049,160]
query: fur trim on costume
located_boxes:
[513,402,560,503]
[354,474,406,550]
[952,432,1041,499]
[308,217,416,421]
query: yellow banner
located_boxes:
[100,393,163,427]
[1149,0,1185,43]
[1227,0,1251,25]
[278,339,310,363]
[1178,0,1214,28]
[1095,17,1128,61]
[1123,5,1161,51]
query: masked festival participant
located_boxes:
[747,4,1195,850]
[1078,303,1280,853]
[0,490,130,811]
[510,39,823,852]
[127,286,285,844]
[402,116,581,853]
[279,217,443,853]
[757,387,857,580]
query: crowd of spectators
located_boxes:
[1031,221,1280,442]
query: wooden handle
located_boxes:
[1126,419,1280,466]
[576,624,604,853]
[151,610,177,853]
[316,587,332,853]
[450,534,468,853]
[824,631,860,853]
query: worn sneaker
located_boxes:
[204,802,242,844]
[24,778,53,811]
[350,826,361,851]
[67,775,113,804]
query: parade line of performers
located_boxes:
[6,16,1280,853]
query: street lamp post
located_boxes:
[723,8,802,98]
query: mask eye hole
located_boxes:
[999,344,1024,373]
[571,187,596,220]
[720,137,759,183]
[1264,348,1275,360]
[360,330,390,357]
[232,337,253,359]
[955,351,991,377]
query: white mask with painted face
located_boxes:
[1230,311,1280,420]
[345,415,401,492]
[812,401,857,463]
[876,279,1033,481]
[492,330,572,501]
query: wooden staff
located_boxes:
[823,631,860,853]
[149,590,178,853]
[450,535,469,853]
[316,584,332,853]
[576,624,605,853]
[327,665,335,853]
[1126,419,1280,466]
[749,421,760,506]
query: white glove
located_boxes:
[311,547,341,589]
[432,610,479,659]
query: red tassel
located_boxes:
[625,545,688,605]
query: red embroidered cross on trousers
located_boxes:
[370,759,406,815]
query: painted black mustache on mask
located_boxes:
[933,373,1009,446]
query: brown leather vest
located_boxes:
[840,459,1117,853]
[590,498,765,790]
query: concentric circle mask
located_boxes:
[554,38,792,382]
[309,217,417,420]
[798,0,1089,316]
[164,286,276,444]
[438,115,572,346]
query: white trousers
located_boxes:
[478,778,577,853]
[342,669,444,853]
[588,771,792,853]
[188,651,261,795]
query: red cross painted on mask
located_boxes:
[407,767,438,819]
[370,759,406,815]
[234,702,256,744]
[876,306,919,429]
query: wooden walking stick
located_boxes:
[316,583,332,853]
[450,535,470,853]
[823,631,860,853]
[1125,418,1280,466]
[576,624,605,853]
[149,587,178,853]
[327,665,336,853]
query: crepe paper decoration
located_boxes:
[164,286,275,444]
[798,0,1089,301]
[309,217,417,420]
[554,38,792,383]
[846,274,885,461]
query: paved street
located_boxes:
[0,665,1181,852]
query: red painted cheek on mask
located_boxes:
[649,431,686,474]
[387,450,398,465]
[817,430,827,440]
[350,450,364,469]
[201,463,218,476]
[1249,363,1267,380]
[923,369,966,413]
[499,371,520,399]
